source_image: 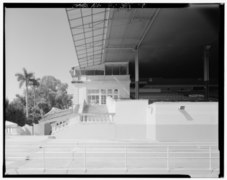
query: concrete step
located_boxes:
[83,105,108,114]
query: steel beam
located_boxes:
[136,8,160,49]
[135,49,139,99]
[204,45,211,100]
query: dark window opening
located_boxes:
[105,66,112,75]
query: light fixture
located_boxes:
[179,106,185,110]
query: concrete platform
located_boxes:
[4,136,219,177]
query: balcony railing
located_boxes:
[80,113,115,123]
[72,75,130,83]
[70,69,104,78]
[70,69,128,78]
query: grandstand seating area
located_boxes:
[133,93,218,102]
[5,136,219,177]
[140,93,198,101]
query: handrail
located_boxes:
[6,143,219,175]
[6,142,218,147]
[81,113,115,116]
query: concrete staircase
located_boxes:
[80,104,114,124]
[83,104,108,114]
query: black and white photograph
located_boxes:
[3,2,224,177]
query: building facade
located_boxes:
[70,62,130,106]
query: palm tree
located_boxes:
[30,78,40,135]
[15,68,34,120]
[30,78,40,108]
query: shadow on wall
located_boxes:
[44,123,52,135]
[16,124,43,135]
[17,126,32,135]
[179,109,194,121]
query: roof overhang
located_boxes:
[66,8,110,68]
[66,6,220,79]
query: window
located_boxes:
[95,70,104,75]
[86,70,94,75]
[88,95,99,104]
[101,89,106,94]
[112,66,119,75]
[101,95,106,104]
[105,64,128,75]
[119,65,127,75]
[95,95,99,104]
[105,65,112,75]
[87,88,119,104]
[81,70,86,75]
[93,89,99,94]
[87,89,100,104]
[114,89,118,94]
[107,89,112,95]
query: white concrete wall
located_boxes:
[5,126,18,135]
[56,123,116,139]
[153,102,218,142]
[114,100,148,124]
[72,75,131,105]
[106,97,116,113]
[114,100,148,139]
[72,87,79,106]
[146,104,156,141]
[78,87,87,104]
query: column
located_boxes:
[99,89,101,105]
[135,49,139,99]
[204,45,211,100]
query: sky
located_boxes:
[5,8,78,101]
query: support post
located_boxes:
[40,146,46,173]
[84,144,87,173]
[167,146,170,171]
[125,145,128,172]
[204,45,211,100]
[209,146,212,171]
[135,49,139,99]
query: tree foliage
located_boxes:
[15,68,34,119]
[37,76,73,111]
[21,75,73,123]
[11,71,73,126]
[5,98,26,126]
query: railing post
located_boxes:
[84,144,87,173]
[42,146,46,173]
[125,145,128,172]
[209,146,212,171]
[167,146,170,171]
[72,149,75,161]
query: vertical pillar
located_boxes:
[135,49,139,99]
[99,89,101,105]
[204,45,211,100]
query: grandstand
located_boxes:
[4,4,222,177]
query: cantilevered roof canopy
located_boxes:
[66,8,109,68]
[66,8,160,67]
[66,5,220,78]
[105,8,159,62]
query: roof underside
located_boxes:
[66,6,220,78]
[66,8,109,68]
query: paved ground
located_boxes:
[4,136,219,177]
